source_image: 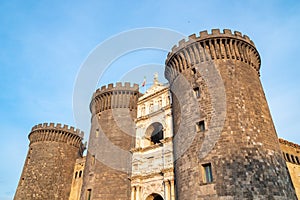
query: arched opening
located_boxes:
[291,155,296,163]
[282,152,286,161]
[146,193,164,200]
[145,122,164,144]
[286,153,291,162]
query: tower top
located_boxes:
[165,28,261,73]
[28,122,84,152]
[90,82,140,114]
[167,28,255,55]
[93,82,139,97]
[31,122,84,137]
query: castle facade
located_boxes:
[14,29,299,200]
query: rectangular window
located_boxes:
[95,129,99,138]
[149,103,154,112]
[86,189,92,200]
[141,106,145,115]
[202,163,213,183]
[196,120,205,132]
[193,87,200,98]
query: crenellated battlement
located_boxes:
[279,138,300,149]
[169,29,254,54]
[94,82,139,94]
[31,122,84,136]
[165,29,261,78]
[90,82,140,114]
[29,123,84,150]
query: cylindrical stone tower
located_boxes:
[164,29,297,199]
[81,82,139,200]
[14,123,84,200]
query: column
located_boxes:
[164,180,170,200]
[131,186,135,200]
[136,186,140,200]
[170,179,175,200]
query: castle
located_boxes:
[14,29,300,200]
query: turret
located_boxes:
[91,82,139,114]
[14,123,84,200]
[81,82,140,200]
[165,29,297,199]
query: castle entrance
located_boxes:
[145,193,164,200]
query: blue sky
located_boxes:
[1,0,300,199]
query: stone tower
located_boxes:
[164,29,297,199]
[14,123,84,200]
[81,82,139,200]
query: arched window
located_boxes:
[193,87,200,98]
[86,189,92,200]
[79,170,82,178]
[149,102,154,113]
[286,153,291,162]
[75,171,78,179]
[145,122,164,144]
